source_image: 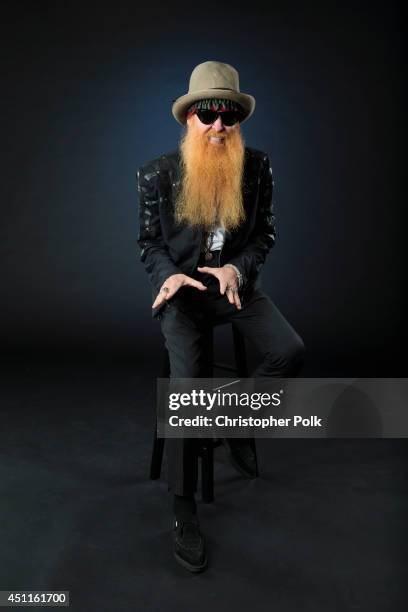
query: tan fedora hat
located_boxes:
[172,60,256,125]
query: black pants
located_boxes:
[159,250,305,496]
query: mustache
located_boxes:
[202,132,231,144]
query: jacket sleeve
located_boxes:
[225,154,276,288]
[136,164,182,292]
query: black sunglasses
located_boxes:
[195,109,242,126]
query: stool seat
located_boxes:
[150,323,258,502]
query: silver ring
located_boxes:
[160,286,170,293]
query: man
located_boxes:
[137,61,305,572]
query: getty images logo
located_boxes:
[168,387,284,411]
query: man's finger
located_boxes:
[152,295,165,309]
[219,279,228,295]
[233,291,242,310]
[184,277,208,291]
[225,287,241,310]
[197,266,218,277]
[152,293,169,309]
[225,287,235,305]
[152,286,175,309]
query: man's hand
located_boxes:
[152,273,208,309]
[197,265,242,310]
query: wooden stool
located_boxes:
[150,324,258,502]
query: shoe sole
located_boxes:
[174,550,208,573]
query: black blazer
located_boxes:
[137,147,276,319]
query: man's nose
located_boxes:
[212,116,225,131]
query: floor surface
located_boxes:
[0,360,407,612]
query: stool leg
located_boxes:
[200,440,214,503]
[249,437,259,477]
[150,419,165,480]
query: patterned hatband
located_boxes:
[186,97,244,118]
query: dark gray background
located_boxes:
[0,1,405,375]
[0,4,407,610]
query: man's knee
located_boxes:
[162,333,210,377]
[287,334,306,373]
[160,308,209,377]
[170,357,208,378]
[164,336,209,377]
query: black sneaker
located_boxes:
[222,438,258,479]
[172,516,207,573]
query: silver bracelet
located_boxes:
[224,263,243,289]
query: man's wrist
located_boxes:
[223,263,243,289]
